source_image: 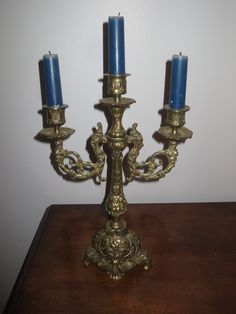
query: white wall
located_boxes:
[1,0,236,311]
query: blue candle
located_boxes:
[43,53,63,107]
[108,16,125,75]
[169,53,188,109]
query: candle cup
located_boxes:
[158,105,192,141]
[39,105,75,141]
[165,105,189,129]
[43,105,68,127]
[106,74,129,102]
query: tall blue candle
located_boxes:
[108,16,125,75]
[169,53,188,109]
[43,53,63,107]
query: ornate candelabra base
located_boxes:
[83,219,151,280]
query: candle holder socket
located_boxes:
[158,105,193,141]
[43,105,68,127]
[165,104,188,127]
[39,105,75,141]
[106,74,128,102]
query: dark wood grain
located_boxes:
[5,203,236,314]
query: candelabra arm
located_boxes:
[38,105,107,182]
[126,123,178,182]
[53,122,107,181]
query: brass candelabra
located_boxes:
[39,73,192,280]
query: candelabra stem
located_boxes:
[83,84,151,279]
[105,105,127,218]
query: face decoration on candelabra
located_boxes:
[38,16,192,280]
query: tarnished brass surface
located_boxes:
[83,89,151,279]
[126,104,192,182]
[54,122,107,181]
[39,105,75,140]
[106,74,128,102]
[158,126,193,141]
[100,97,135,107]
[39,127,75,140]
[43,105,68,127]
[83,220,151,280]
[38,74,192,279]
[165,104,189,127]
[126,123,178,182]
[161,104,193,139]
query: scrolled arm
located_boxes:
[54,122,107,181]
[126,123,178,182]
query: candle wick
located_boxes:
[49,50,51,55]
[118,12,120,16]
[179,52,182,56]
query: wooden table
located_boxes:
[5,203,236,314]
